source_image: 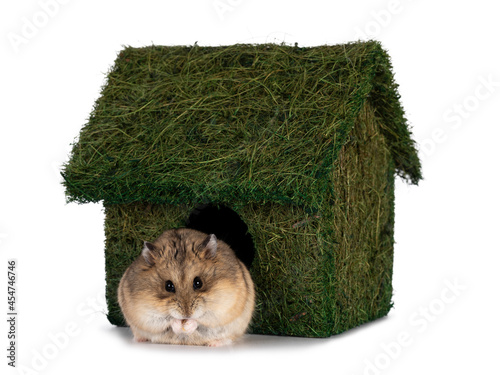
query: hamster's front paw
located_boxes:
[207,338,233,347]
[130,327,150,343]
[172,319,198,335]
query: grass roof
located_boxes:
[62,41,421,208]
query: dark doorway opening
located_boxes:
[185,204,255,270]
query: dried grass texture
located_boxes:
[63,41,421,337]
[62,41,420,207]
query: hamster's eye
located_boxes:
[165,280,175,293]
[193,277,203,290]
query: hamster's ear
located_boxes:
[199,234,217,259]
[142,241,159,266]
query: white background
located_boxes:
[1,1,499,374]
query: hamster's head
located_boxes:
[130,228,245,329]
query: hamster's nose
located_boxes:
[180,302,192,318]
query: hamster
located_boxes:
[117,228,255,347]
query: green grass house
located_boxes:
[62,41,421,338]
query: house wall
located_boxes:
[102,101,396,337]
[327,101,396,334]
[238,202,331,337]
[103,200,330,337]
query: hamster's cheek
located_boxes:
[141,310,172,332]
[133,297,174,332]
[190,307,205,320]
[138,293,173,315]
[200,283,241,324]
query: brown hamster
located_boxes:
[117,228,255,346]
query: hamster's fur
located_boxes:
[118,228,255,346]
